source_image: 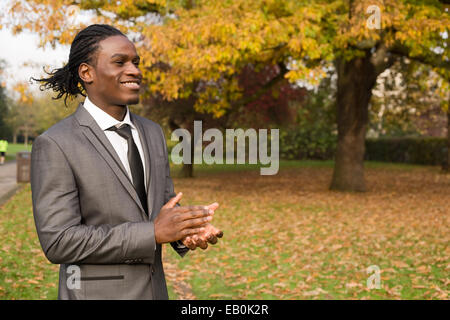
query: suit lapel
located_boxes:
[74,103,148,220]
[131,113,155,218]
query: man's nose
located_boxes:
[126,62,142,78]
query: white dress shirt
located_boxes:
[83,96,147,192]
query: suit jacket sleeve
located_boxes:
[31,134,157,265]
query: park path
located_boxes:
[0,160,21,207]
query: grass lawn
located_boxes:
[0,184,58,299]
[166,161,449,300]
[0,160,448,299]
[4,143,32,162]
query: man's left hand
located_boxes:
[182,202,223,250]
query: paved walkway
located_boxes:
[0,160,21,207]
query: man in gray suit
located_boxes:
[30,24,223,299]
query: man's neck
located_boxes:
[87,95,127,121]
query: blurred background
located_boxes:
[0,0,448,300]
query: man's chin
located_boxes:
[126,95,140,105]
[117,95,139,106]
[110,94,140,107]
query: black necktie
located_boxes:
[110,124,148,215]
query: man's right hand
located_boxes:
[154,192,213,244]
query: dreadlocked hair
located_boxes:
[31,24,125,107]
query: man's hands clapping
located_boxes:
[182,202,223,250]
[154,192,223,250]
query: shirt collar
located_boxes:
[82,96,135,131]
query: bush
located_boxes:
[279,81,338,160]
[365,136,447,166]
[279,127,337,160]
[279,135,446,165]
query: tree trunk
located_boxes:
[448,109,450,172]
[13,130,17,144]
[24,128,29,146]
[169,119,195,178]
[181,163,194,178]
[445,108,450,172]
[181,135,195,178]
[330,55,378,192]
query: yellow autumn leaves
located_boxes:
[1,0,448,117]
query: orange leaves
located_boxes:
[392,260,409,268]
[12,82,33,105]
[137,0,335,112]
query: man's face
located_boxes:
[84,35,143,107]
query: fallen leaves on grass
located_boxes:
[164,165,449,300]
[0,185,59,299]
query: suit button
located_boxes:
[151,265,155,275]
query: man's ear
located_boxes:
[78,63,94,85]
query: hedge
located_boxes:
[167,134,447,166]
[364,137,447,166]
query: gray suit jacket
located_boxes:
[31,102,188,300]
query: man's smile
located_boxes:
[120,79,141,90]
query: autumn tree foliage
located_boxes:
[2,0,449,190]
[143,62,306,177]
[231,63,307,129]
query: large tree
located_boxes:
[2,0,449,190]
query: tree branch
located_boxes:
[389,43,450,78]
[231,62,289,107]
[371,42,398,76]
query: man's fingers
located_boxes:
[207,234,218,244]
[183,236,196,250]
[176,203,218,214]
[181,216,212,230]
[208,225,223,238]
[179,208,212,221]
[191,235,199,248]
[201,229,218,244]
[185,240,196,250]
[163,192,183,209]
[193,235,208,250]
[181,227,205,237]
[206,202,219,211]
[176,205,211,213]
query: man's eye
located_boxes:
[115,61,124,65]
[133,61,140,66]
